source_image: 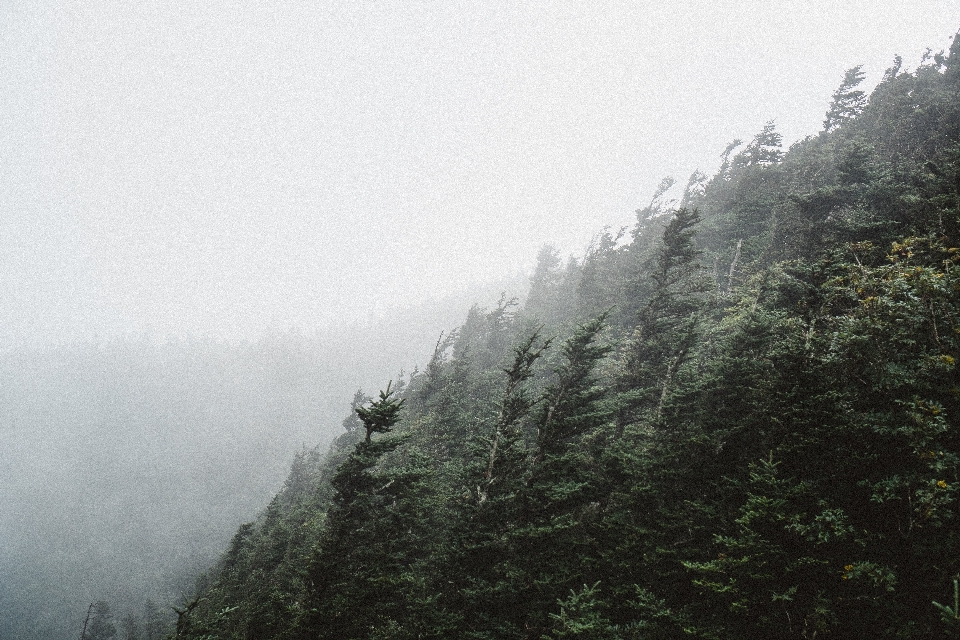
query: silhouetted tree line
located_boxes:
[76,600,168,640]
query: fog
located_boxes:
[0,283,524,639]
[4,2,956,342]
[1,2,957,638]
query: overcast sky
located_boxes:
[1,1,957,343]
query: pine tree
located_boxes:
[738,121,784,167]
[824,66,867,131]
[619,207,709,432]
[83,601,117,640]
[443,330,550,639]
[299,384,437,639]
[518,314,614,636]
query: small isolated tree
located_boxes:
[824,65,867,131]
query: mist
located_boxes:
[3,2,956,343]
[1,2,958,638]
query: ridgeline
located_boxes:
[153,32,960,639]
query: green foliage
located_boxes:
[299,385,433,639]
[738,121,784,167]
[518,314,615,635]
[356,383,405,444]
[545,583,621,640]
[934,576,960,636]
[620,207,709,431]
[824,66,867,131]
[167,27,960,640]
[440,330,550,638]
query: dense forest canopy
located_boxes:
[140,29,960,640]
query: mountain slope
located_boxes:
[173,31,960,639]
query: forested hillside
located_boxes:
[0,287,513,640]
[169,34,960,639]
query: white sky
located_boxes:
[1,1,957,342]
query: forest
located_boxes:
[0,292,498,640]
[84,32,960,640]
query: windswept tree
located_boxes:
[81,601,117,640]
[355,383,404,444]
[440,330,550,638]
[619,207,709,431]
[158,28,960,640]
[519,313,615,636]
[738,121,784,167]
[298,384,437,639]
[824,65,867,131]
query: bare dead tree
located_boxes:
[79,602,94,640]
[725,238,743,295]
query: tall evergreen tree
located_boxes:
[824,65,867,131]
[163,28,960,640]
[298,384,431,639]
[619,207,709,432]
[83,601,117,640]
[444,330,550,639]
[518,314,615,637]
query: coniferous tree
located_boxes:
[444,330,550,639]
[83,601,117,640]
[298,384,438,639]
[120,614,141,640]
[619,207,709,432]
[824,65,867,131]
[163,28,960,640]
[738,121,784,167]
[518,313,614,637]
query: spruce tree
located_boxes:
[299,384,430,639]
[444,330,550,639]
[823,66,867,131]
[83,601,117,640]
[518,314,614,637]
[619,207,709,433]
